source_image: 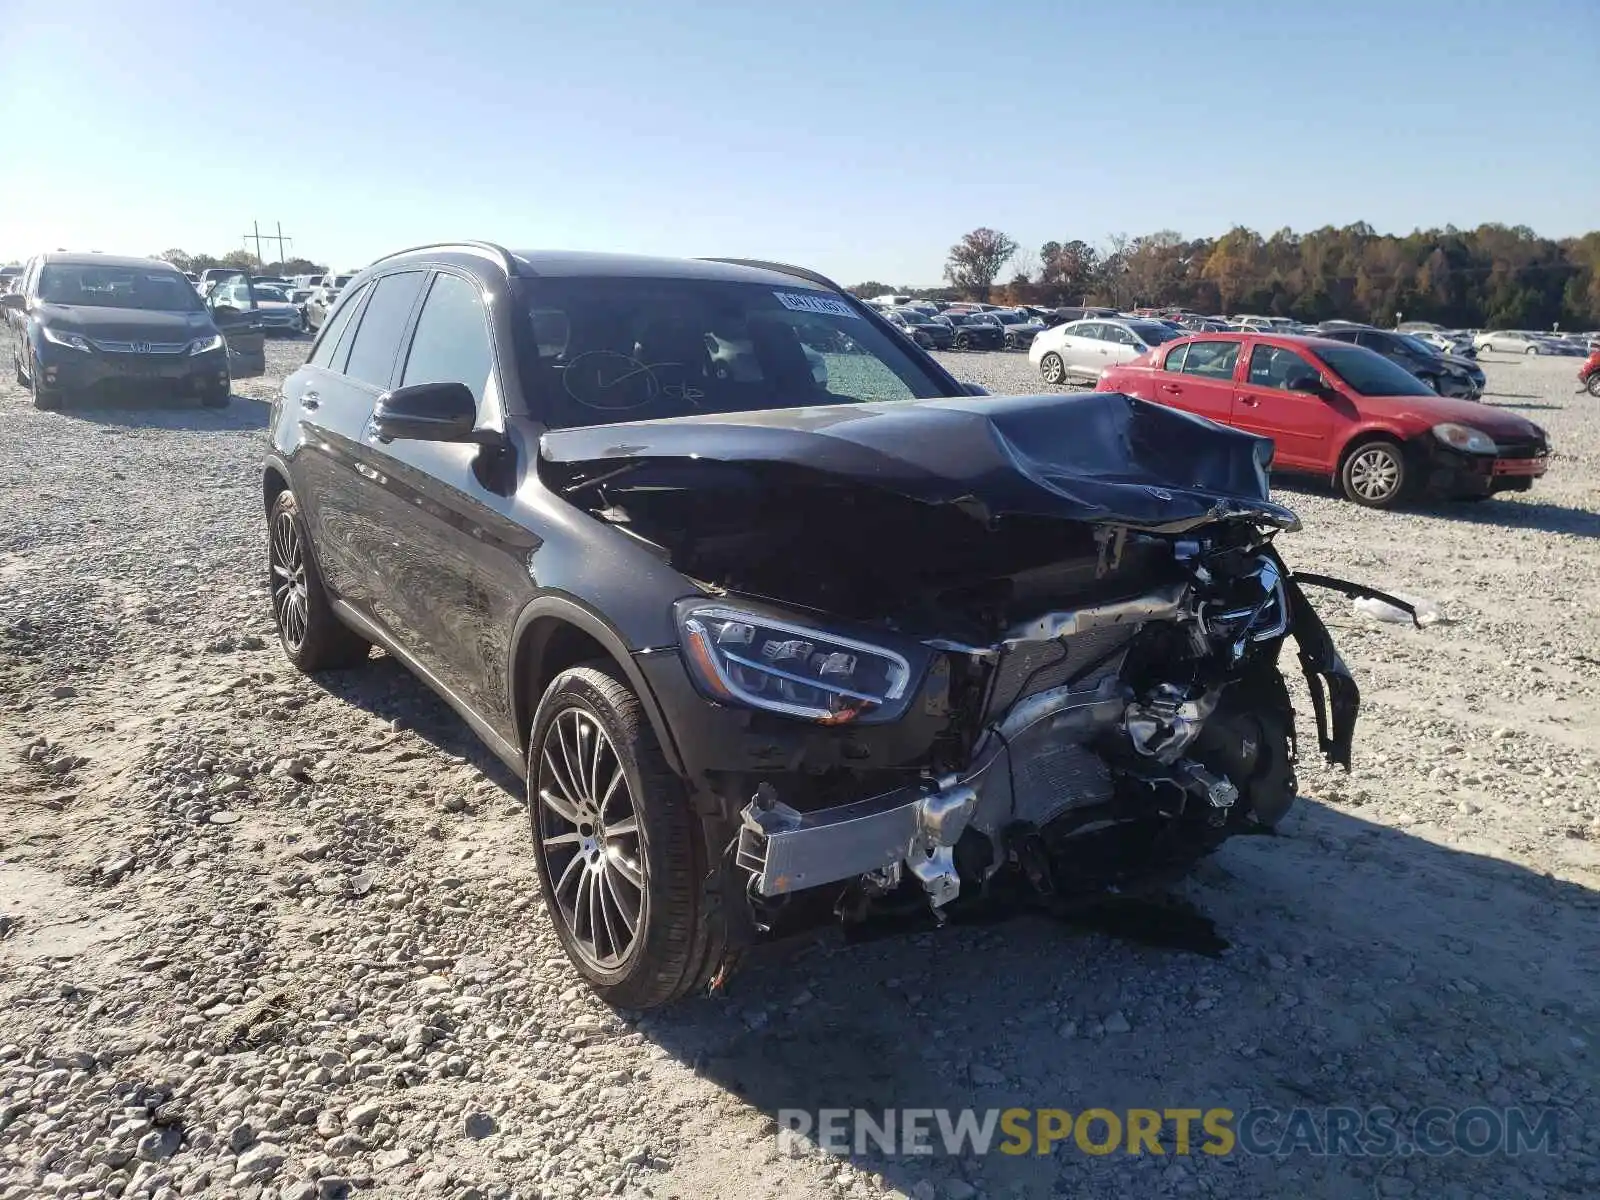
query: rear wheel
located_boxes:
[1339,438,1409,508]
[953,332,971,350]
[1040,352,1066,384]
[1525,344,1540,356]
[267,489,371,671]
[528,663,719,1008]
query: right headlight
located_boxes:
[189,334,225,355]
[1431,423,1497,454]
[677,601,913,724]
[40,325,91,352]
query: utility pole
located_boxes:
[269,221,294,265]
[241,220,265,264]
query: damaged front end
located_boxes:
[539,392,1361,942]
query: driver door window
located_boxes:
[400,273,493,403]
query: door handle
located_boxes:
[302,391,321,410]
[1161,383,1182,393]
[1239,395,1260,407]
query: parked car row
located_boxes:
[875,300,1047,351]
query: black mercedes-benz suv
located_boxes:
[265,242,1361,1008]
[5,252,266,409]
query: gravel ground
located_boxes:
[2,333,1597,1200]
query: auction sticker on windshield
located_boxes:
[774,291,860,319]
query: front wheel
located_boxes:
[267,489,371,671]
[953,333,971,350]
[1039,352,1065,384]
[1525,345,1540,356]
[28,350,62,410]
[1339,439,1409,508]
[1586,373,1600,397]
[528,664,719,1008]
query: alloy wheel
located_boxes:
[1041,353,1065,383]
[1348,446,1402,502]
[535,707,646,971]
[269,509,310,651]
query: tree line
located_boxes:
[850,223,1600,330]
[155,249,329,278]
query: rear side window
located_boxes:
[1163,345,1188,372]
[1180,341,1239,380]
[342,272,426,388]
[401,273,493,403]
[308,281,369,370]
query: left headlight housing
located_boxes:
[189,334,225,356]
[40,325,91,352]
[677,601,914,725]
[1432,422,1497,454]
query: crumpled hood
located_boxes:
[1375,392,1545,442]
[540,391,1301,533]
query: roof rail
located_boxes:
[701,257,846,293]
[366,241,517,274]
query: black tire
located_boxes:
[527,663,719,1009]
[1525,345,1539,356]
[953,332,971,350]
[1040,352,1066,384]
[267,489,371,671]
[1338,438,1409,508]
[1004,332,1018,350]
[201,387,231,409]
[1587,374,1600,398]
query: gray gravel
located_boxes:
[1,333,1597,1200]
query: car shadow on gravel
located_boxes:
[54,394,269,432]
[308,653,522,793]
[637,802,1598,1198]
[1271,477,1600,539]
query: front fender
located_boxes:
[508,591,688,777]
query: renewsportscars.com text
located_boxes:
[777,1106,1558,1159]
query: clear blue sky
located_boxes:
[3,0,1596,283]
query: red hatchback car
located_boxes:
[1095,333,1550,508]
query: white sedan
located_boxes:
[1028,317,1183,384]
[1474,330,1553,355]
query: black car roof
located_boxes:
[366,242,842,292]
[40,252,183,272]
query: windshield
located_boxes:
[1128,321,1180,346]
[1317,346,1437,397]
[517,277,954,428]
[1396,333,1441,357]
[39,265,202,312]
[255,285,288,302]
[995,312,1030,324]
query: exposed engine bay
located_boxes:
[539,392,1366,940]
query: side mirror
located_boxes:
[372,382,498,444]
[1,292,22,311]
